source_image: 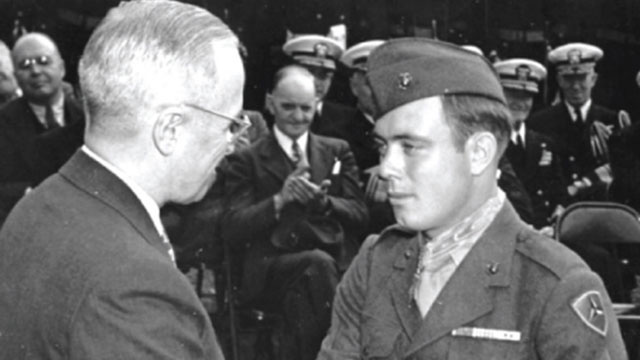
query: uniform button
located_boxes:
[487,262,500,274]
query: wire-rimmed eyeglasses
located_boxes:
[183,103,251,143]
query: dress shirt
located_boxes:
[511,124,527,148]
[273,125,309,164]
[29,94,65,128]
[565,99,591,122]
[81,145,175,263]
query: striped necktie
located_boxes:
[45,104,60,130]
[291,140,302,165]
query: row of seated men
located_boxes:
[1,29,639,359]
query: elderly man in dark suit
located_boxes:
[223,65,368,360]
[318,38,625,360]
[0,1,246,359]
[0,33,84,224]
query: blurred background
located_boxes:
[2,0,639,117]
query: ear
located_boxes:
[466,131,498,176]
[590,72,599,86]
[153,109,185,156]
[265,93,275,115]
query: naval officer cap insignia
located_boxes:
[340,40,385,71]
[548,43,603,75]
[366,38,506,118]
[494,58,547,94]
[283,34,345,71]
[571,290,608,336]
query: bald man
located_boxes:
[223,65,368,360]
[0,33,84,224]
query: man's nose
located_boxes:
[378,146,402,181]
[292,107,306,121]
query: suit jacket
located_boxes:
[312,106,378,183]
[497,155,535,225]
[528,103,618,201]
[0,151,223,360]
[223,132,369,302]
[318,201,627,360]
[506,129,569,228]
[0,96,84,224]
[311,100,358,140]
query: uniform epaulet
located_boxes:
[365,224,415,250]
[514,227,586,279]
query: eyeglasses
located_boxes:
[183,103,252,143]
[17,55,51,70]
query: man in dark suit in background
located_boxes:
[223,65,368,360]
[528,43,627,202]
[496,58,568,229]
[0,33,84,224]
[0,1,246,358]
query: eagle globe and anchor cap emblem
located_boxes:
[398,72,413,90]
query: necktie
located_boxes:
[45,104,60,130]
[516,134,524,149]
[572,105,586,138]
[291,141,302,164]
[573,105,584,124]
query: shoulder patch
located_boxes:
[571,290,607,337]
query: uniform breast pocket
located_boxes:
[361,311,402,360]
[446,332,528,360]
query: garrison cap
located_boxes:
[340,40,385,71]
[366,37,506,117]
[548,43,603,75]
[283,35,344,70]
[494,58,547,94]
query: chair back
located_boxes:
[556,201,640,302]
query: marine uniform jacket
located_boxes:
[506,129,569,228]
[317,201,626,360]
[222,132,369,302]
[0,151,223,360]
[528,103,618,201]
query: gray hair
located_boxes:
[79,0,238,137]
[0,40,13,74]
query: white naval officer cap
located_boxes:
[548,42,603,75]
[340,40,385,71]
[282,34,344,71]
[494,58,547,94]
